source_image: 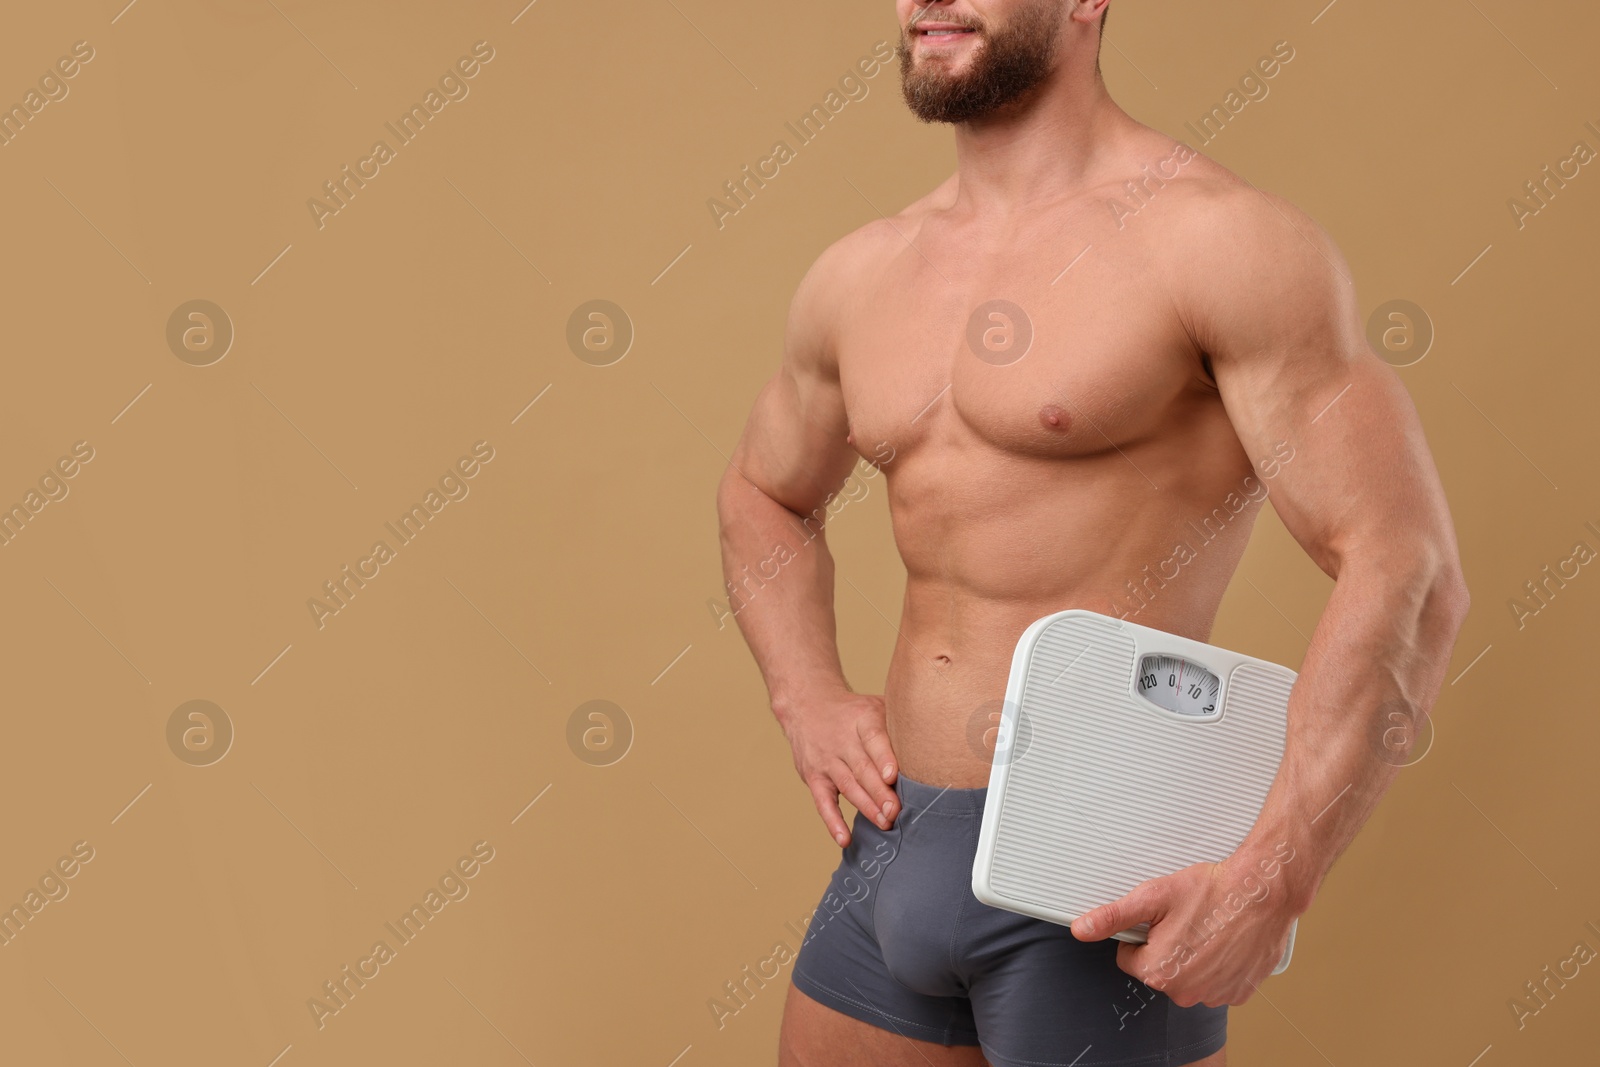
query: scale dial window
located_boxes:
[1136,654,1220,717]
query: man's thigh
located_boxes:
[778,979,1227,1067]
[778,980,991,1067]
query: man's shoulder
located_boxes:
[791,173,958,322]
[1153,150,1339,274]
[1144,150,1357,357]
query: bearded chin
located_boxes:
[896,5,1064,124]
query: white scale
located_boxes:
[972,609,1299,976]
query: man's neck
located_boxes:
[949,71,1126,217]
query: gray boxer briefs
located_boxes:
[792,775,1227,1066]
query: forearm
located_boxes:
[716,467,849,727]
[1234,549,1469,914]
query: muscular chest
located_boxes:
[836,222,1199,466]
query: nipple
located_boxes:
[1039,404,1072,432]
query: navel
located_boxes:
[1038,404,1073,432]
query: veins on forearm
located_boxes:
[1239,562,1460,912]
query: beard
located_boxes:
[897,1,1065,124]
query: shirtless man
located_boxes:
[715,2,1470,1064]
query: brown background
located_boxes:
[0,0,1595,1064]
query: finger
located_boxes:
[857,718,899,786]
[1115,940,1165,990]
[830,763,890,831]
[1072,881,1166,942]
[845,747,898,825]
[806,776,851,847]
[1139,941,1185,990]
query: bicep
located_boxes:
[727,253,859,517]
[1195,195,1458,576]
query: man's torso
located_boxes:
[828,127,1280,785]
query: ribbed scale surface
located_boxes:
[989,614,1295,929]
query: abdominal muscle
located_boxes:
[876,456,1263,789]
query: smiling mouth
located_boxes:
[914,25,979,45]
[908,9,980,41]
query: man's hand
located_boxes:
[780,690,900,847]
[1068,850,1300,1007]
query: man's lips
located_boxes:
[912,21,979,41]
[915,21,972,46]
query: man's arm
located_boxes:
[1190,191,1470,914]
[1071,184,1470,1003]
[716,241,901,847]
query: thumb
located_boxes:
[1071,882,1165,942]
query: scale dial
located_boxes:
[1136,654,1220,717]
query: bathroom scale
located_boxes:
[971,609,1299,976]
